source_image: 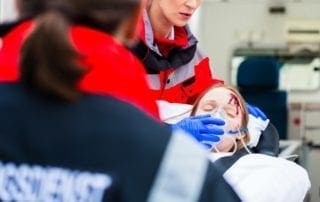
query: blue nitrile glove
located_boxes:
[172,114,225,145]
[246,103,268,121]
[246,103,270,147]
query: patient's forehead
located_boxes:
[200,87,235,105]
[196,87,244,124]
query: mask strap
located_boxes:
[241,138,252,154]
[213,145,220,153]
[238,129,252,154]
[225,128,250,155]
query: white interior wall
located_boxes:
[196,0,320,102]
[198,0,320,82]
[0,0,18,23]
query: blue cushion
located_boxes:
[237,57,281,90]
[240,90,288,139]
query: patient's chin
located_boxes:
[215,140,234,152]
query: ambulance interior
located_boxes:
[1,0,320,201]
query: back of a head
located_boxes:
[20,0,141,102]
[17,0,141,32]
[15,0,46,18]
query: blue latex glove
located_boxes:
[246,103,270,147]
[246,103,268,121]
[172,114,225,144]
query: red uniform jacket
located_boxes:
[131,11,223,104]
[0,20,159,119]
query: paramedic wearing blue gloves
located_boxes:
[0,0,242,201]
[0,0,227,146]
[130,0,269,145]
[0,1,268,147]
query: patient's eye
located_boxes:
[202,104,214,111]
[201,101,217,112]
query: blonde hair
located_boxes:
[191,83,250,151]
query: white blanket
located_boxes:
[210,153,311,202]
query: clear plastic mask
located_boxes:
[209,108,232,134]
[202,108,248,153]
[201,108,232,149]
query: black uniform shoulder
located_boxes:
[0,20,24,37]
[0,82,172,201]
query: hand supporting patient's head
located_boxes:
[191,84,250,152]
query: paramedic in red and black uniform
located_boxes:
[0,0,229,147]
[0,0,159,119]
[131,0,223,104]
[0,0,241,201]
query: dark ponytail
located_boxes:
[19,0,142,102]
[20,10,87,102]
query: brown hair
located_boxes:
[15,0,47,18]
[20,0,141,102]
[191,83,250,151]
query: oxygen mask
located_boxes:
[202,108,242,153]
[210,108,232,134]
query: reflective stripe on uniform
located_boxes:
[147,129,208,202]
[146,50,207,90]
[147,74,161,90]
[165,50,205,89]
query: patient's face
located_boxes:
[194,87,244,152]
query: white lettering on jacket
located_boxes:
[0,162,112,201]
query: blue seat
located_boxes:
[237,57,288,139]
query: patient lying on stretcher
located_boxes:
[158,84,311,202]
[193,85,310,201]
[158,84,256,153]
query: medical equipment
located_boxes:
[202,108,249,153]
[204,128,250,155]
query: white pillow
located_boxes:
[156,100,192,124]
